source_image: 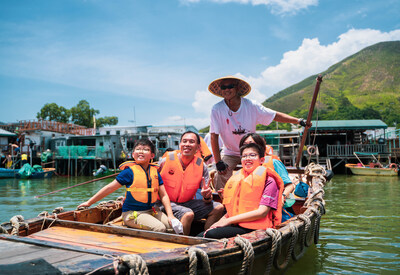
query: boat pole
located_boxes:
[34,172,120,198]
[295,75,323,168]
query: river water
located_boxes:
[0,174,399,274]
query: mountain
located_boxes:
[262,41,400,128]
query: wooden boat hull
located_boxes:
[0,166,327,274]
[345,164,398,176]
[0,168,17,178]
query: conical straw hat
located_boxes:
[208,76,251,98]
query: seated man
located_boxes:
[157,131,225,235]
[199,143,283,239]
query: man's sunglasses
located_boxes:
[220,84,235,90]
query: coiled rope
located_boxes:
[0,225,8,234]
[310,206,322,244]
[119,254,149,275]
[234,235,254,275]
[10,215,27,236]
[187,247,211,275]
[52,207,64,214]
[273,222,298,271]
[292,214,311,260]
[265,228,282,275]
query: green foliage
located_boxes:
[96,116,119,127]
[263,41,400,127]
[70,100,100,128]
[37,103,70,123]
[199,126,210,133]
[37,100,118,128]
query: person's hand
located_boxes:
[216,160,229,175]
[77,201,91,210]
[201,178,213,203]
[167,215,175,226]
[299,118,312,127]
[217,188,224,200]
[210,217,230,229]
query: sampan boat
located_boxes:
[0,164,327,275]
[345,163,399,176]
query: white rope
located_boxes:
[187,247,211,275]
[52,207,64,214]
[265,228,282,275]
[119,254,149,275]
[10,215,27,236]
[0,225,8,234]
[234,235,254,275]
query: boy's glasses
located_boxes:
[134,148,151,153]
[241,153,259,160]
[220,84,235,90]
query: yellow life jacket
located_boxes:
[125,163,159,204]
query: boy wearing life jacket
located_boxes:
[158,131,225,235]
[200,143,283,239]
[78,139,176,233]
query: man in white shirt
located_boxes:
[208,76,309,190]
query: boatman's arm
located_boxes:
[274,112,311,127]
[77,180,122,209]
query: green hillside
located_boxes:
[262,41,400,128]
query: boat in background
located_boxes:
[345,163,398,176]
[346,152,399,176]
[0,168,18,179]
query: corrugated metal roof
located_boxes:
[0,128,17,136]
[309,120,387,130]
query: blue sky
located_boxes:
[1,0,399,129]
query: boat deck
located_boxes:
[0,239,108,274]
[28,226,189,254]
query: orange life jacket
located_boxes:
[199,136,212,160]
[125,163,159,204]
[263,155,281,170]
[223,166,284,230]
[160,151,203,203]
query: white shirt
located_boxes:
[210,98,276,156]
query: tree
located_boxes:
[37,103,70,123]
[70,100,100,128]
[96,116,119,127]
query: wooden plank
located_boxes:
[29,226,189,253]
[0,239,102,265]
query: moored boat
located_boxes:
[0,168,18,179]
[345,163,398,176]
[16,167,56,179]
[0,164,326,274]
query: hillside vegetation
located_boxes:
[262,41,400,129]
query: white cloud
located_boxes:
[180,0,319,14]
[158,115,210,130]
[249,28,400,98]
[190,28,400,126]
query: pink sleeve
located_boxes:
[259,176,279,210]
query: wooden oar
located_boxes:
[295,75,323,168]
[34,172,120,198]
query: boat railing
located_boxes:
[327,144,389,157]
